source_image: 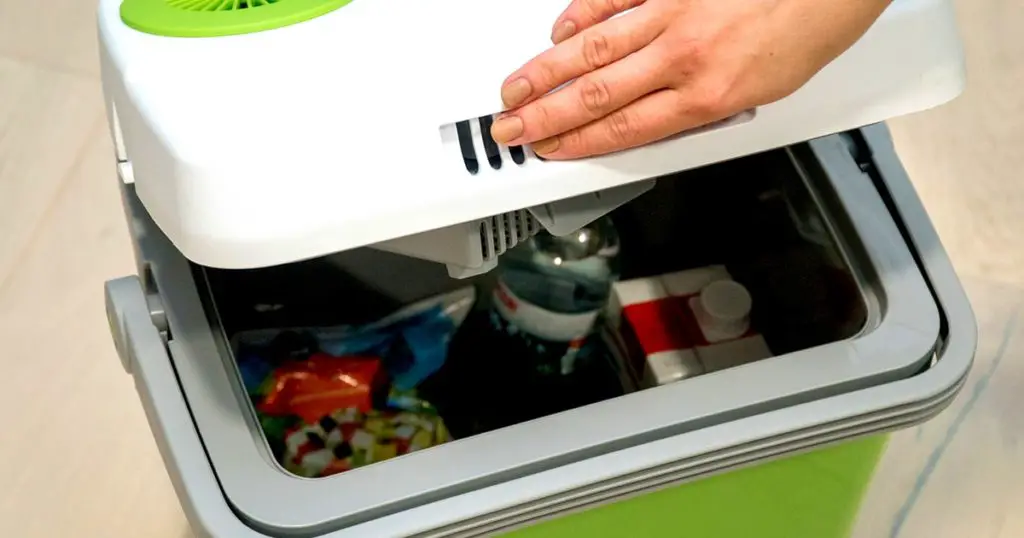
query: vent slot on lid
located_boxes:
[481,210,540,262]
[491,215,504,254]
[451,114,535,175]
[448,110,755,175]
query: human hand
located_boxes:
[489,0,892,160]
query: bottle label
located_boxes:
[490,280,600,375]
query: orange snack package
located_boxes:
[257,353,384,424]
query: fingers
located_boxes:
[530,88,731,160]
[491,46,669,146]
[498,7,663,111]
[551,0,648,43]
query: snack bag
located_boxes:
[256,353,384,424]
[233,288,472,477]
[235,287,476,393]
[315,287,476,390]
[282,407,452,478]
[238,330,321,395]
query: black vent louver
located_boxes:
[456,115,530,175]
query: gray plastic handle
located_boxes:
[105,277,272,538]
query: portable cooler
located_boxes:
[99,0,977,536]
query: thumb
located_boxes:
[551,0,648,43]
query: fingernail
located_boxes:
[491,116,524,144]
[501,78,532,109]
[551,20,576,43]
[532,137,560,155]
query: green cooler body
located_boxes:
[513,436,888,538]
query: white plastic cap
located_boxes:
[696,280,753,340]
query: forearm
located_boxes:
[750,0,893,101]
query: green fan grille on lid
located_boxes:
[120,0,354,37]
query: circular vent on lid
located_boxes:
[167,0,283,11]
[120,0,353,37]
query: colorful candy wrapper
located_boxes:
[282,407,452,478]
[386,386,440,415]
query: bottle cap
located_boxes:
[696,280,752,339]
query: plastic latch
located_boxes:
[117,161,135,185]
[139,263,169,337]
[146,291,169,339]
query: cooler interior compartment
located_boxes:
[195,145,874,478]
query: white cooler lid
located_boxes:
[97,0,964,269]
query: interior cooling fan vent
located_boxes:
[120,0,353,37]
